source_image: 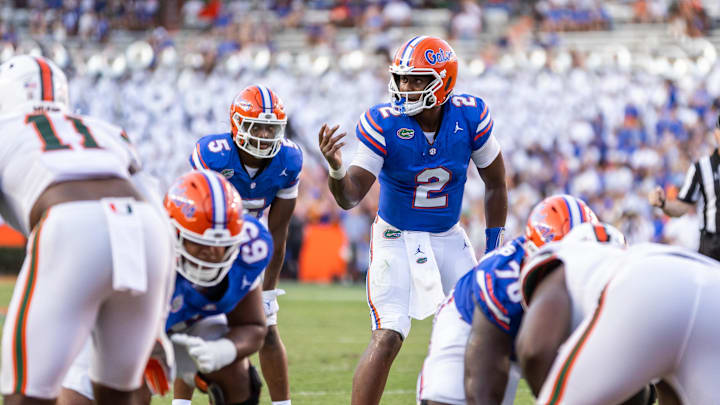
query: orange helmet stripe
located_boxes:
[34,57,54,102]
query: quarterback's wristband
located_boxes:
[328,165,346,180]
[485,227,505,253]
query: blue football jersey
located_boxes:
[355,94,494,232]
[453,236,526,339]
[190,133,303,218]
[166,215,273,332]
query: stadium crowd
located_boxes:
[1,0,719,281]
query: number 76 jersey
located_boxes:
[355,93,496,232]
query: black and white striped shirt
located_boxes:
[678,149,720,233]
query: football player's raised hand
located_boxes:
[318,124,346,170]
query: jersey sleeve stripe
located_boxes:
[478,104,488,122]
[485,273,509,315]
[473,120,493,142]
[193,144,209,169]
[365,111,383,133]
[477,288,511,331]
[360,114,386,146]
[477,113,491,134]
[357,125,387,156]
[478,271,511,325]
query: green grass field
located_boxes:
[0,280,535,404]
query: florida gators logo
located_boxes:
[396,128,414,140]
[424,48,454,65]
[384,229,402,239]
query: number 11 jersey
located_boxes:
[0,110,140,235]
[354,93,496,232]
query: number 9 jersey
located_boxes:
[353,94,498,232]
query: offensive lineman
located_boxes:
[60,170,272,405]
[0,55,174,405]
[318,36,508,405]
[418,195,599,405]
[190,85,301,405]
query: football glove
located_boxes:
[485,227,505,253]
[144,329,175,396]
[171,334,237,374]
[262,289,286,317]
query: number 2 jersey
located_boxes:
[453,236,527,339]
[189,133,303,218]
[353,94,499,232]
[0,110,140,235]
[166,214,273,332]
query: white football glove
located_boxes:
[171,334,237,374]
[262,289,286,317]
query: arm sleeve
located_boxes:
[350,141,384,177]
[355,110,387,157]
[276,181,299,199]
[472,100,494,150]
[471,135,501,168]
[677,162,701,204]
[189,142,210,170]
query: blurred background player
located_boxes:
[59,169,272,405]
[0,55,174,405]
[317,35,508,405]
[649,113,720,261]
[190,85,301,405]
[418,194,598,405]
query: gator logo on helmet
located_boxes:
[384,229,402,239]
[396,128,414,140]
[236,100,252,111]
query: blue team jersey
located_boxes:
[190,133,303,217]
[355,94,494,232]
[453,236,526,339]
[166,215,273,332]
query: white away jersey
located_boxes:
[0,111,140,235]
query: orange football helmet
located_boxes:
[388,36,458,116]
[164,170,244,286]
[524,194,599,253]
[229,85,287,158]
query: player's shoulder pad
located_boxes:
[450,93,493,142]
[190,132,234,171]
[278,139,303,173]
[356,103,396,156]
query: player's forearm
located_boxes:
[226,324,267,359]
[484,183,508,228]
[262,245,285,290]
[328,175,362,210]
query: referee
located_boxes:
[649,114,720,260]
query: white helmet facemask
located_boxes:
[232,112,286,158]
[172,220,243,287]
[388,67,445,116]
